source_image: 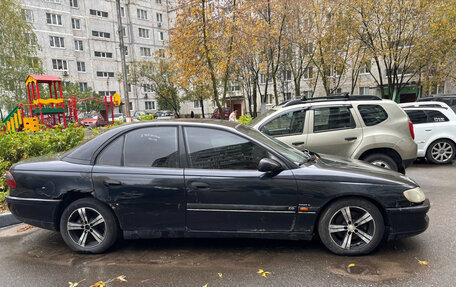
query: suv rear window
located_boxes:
[357,105,388,126]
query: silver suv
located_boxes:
[249,96,417,173]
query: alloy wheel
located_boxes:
[328,206,376,250]
[67,207,106,248]
[430,142,454,163]
[370,160,391,169]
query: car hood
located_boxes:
[294,153,417,188]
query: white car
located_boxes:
[400,102,456,164]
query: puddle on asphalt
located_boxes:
[328,260,412,282]
[345,264,379,276]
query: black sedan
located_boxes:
[5,120,430,255]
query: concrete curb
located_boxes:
[0,212,20,228]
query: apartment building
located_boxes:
[19,0,169,113]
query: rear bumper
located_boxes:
[5,196,61,231]
[386,198,430,240]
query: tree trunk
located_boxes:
[252,76,258,117]
[200,96,205,118]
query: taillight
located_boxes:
[408,121,415,140]
[5,171,16,189]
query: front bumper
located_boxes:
[5,196,62,231]
[385,198,430,240]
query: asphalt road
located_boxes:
[1,162,455,287]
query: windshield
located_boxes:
[236,124,309,165]
[248,109,277,126]
[84,115,97,119]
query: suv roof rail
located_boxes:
[282,94,381,107]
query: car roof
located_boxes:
[399,101,451,109]
[273,99,393,111]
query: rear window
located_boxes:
[357,105,388,126]
[424,110,449,123]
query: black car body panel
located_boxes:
[6,120,429,244]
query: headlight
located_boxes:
[403,187,426,203]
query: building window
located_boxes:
[74,40,83,51]
[123,46,129,56]
[230,83,240,92]
[98,91,116,97]
[71,18,81,29]
[303,67,313,80]
[49,36,65,48]
[26,33,37,46]
[156,13,163,23]
[145,101,155,110]
[90,9,108,18]
[159,31,164,41]
[284,92,292,100]
[302,91,314,98]
[430,82,445,95]
[143,84,153,92]
[127,84,132,93]
[79,82,88,91]
[284,70,292,81]
[193,100,201,108]
[46,13,62,26]
[140,47,151,57]
[46,0,61,3]
[120,7,125,17]
[138,28,150,38]
[158,49,165,58]
[359,87,372,95]
[23,9,33,23]
[69,0,78,8]
[92,31,110,38]
[94,51,113,58]
[137,9,148,20]
[121,26,127,37]
[97,71,115,78]
[155,0,162,4]
[77,61,86,72]
[360,62,371,74]
[52,59,68,71]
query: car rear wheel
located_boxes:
[426,139,455,164]
[318,198,384,255]
[60,198,118,254]
[363,153,398,171]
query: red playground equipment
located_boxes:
[1,74,116,133]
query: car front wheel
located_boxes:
[363,153,398,171]
[60,198,119,254]
[318,198,384,255]
[426,139,455,164]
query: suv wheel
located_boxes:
[426,139,455,164]
[60,198,119,254]
[363,153,398,171]
[318,198,384,255]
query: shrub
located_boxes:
[238,114,253,125]
[139,114,154,121]
[0,123,86,194]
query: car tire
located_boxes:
[60,198,119,254]
[363,153,398,171]
[426,139,455,164]
[318,198,384,256]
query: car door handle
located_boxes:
[103,179,122,186]
[344,137,358,141]
[292,141,305,146]
[190,182,210,190]
[425,129,432,131]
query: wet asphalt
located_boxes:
[0,162,455,287]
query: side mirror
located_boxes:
[258,158,283,173]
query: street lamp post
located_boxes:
[115,0,130,117]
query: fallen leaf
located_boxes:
[415,257,429,267]
[257,269,264,274]
[68,282,78,287]
[89,281,106,287]
[262,272,271,278]
[348,263,355,268]
[116,275,127,282]
[218,273,223,278]
[202,284,208,287]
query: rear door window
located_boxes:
[405,110,428,124]
[313,106,355,132]
[357,105,388,126]
[260,109,306,136]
